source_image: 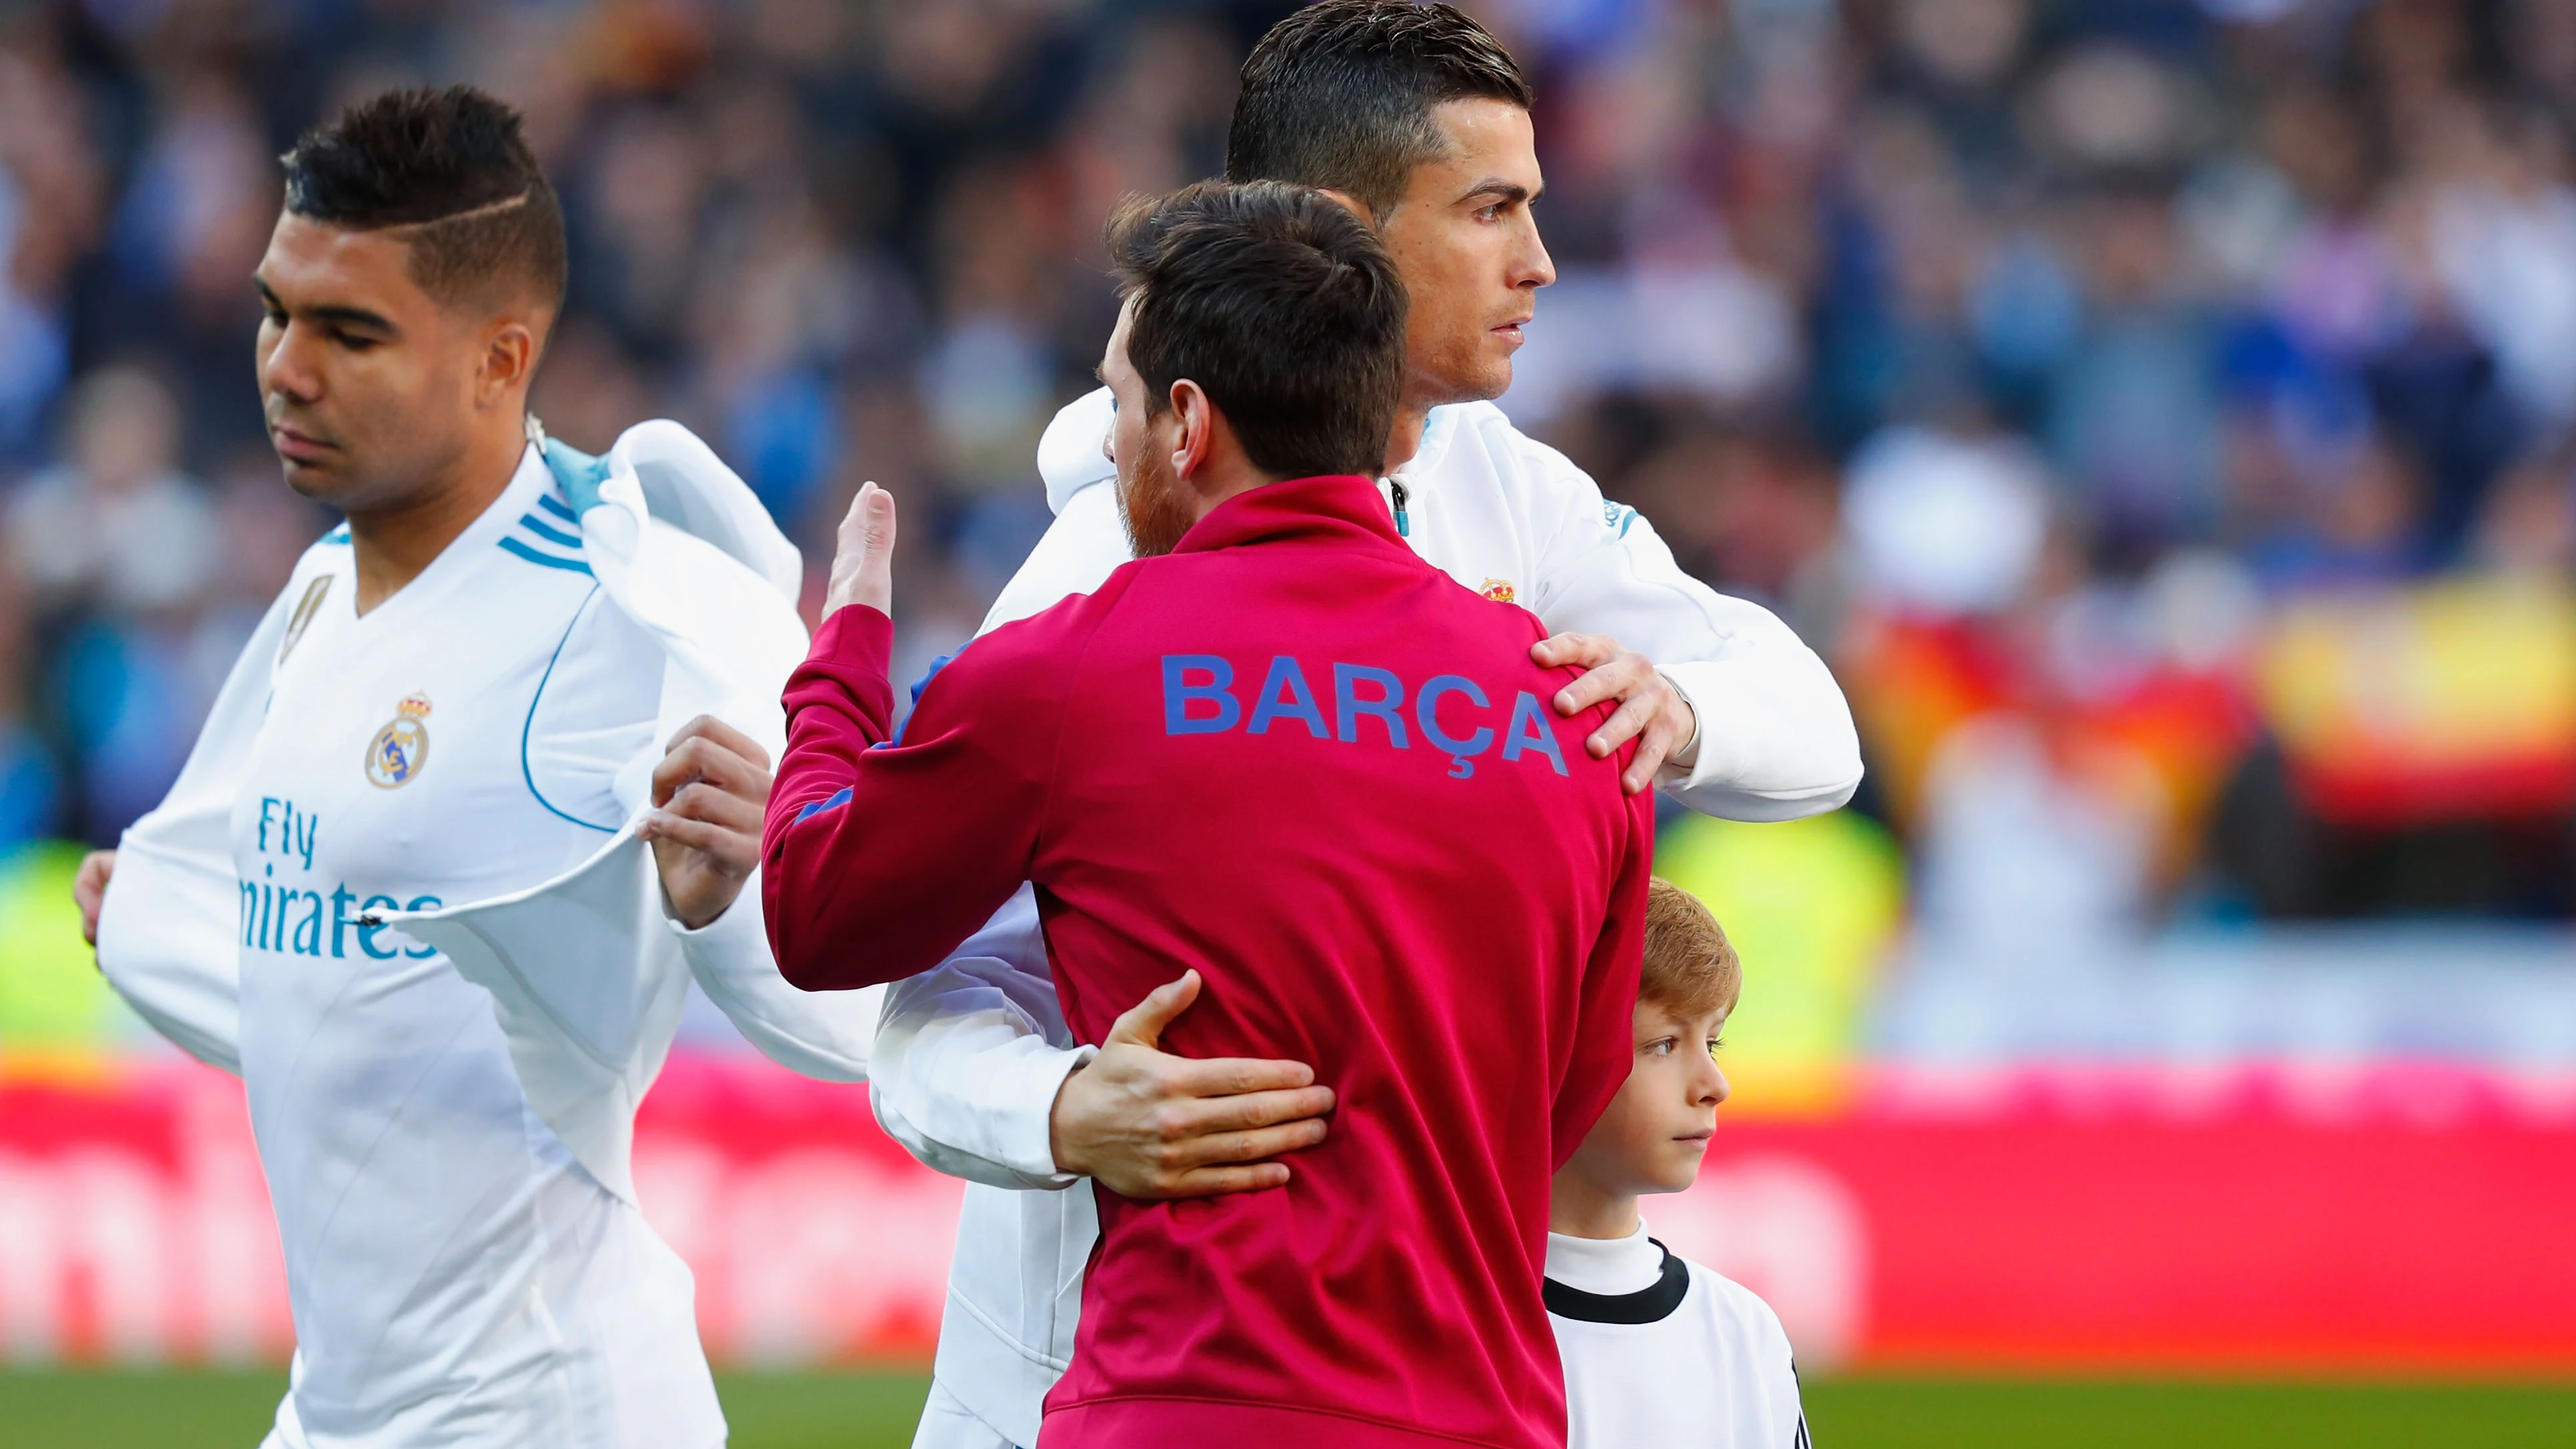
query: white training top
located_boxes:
[1546,1222,1811,1449]
[230,451,721,1449]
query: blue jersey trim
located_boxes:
[890,652,959,746]
[521,585,623,834]
[519,513,584,549]
[537,493,580,524]
[499,536,594,575]
[322,523,351,545]
[794,786,854,823]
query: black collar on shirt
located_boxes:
[1542,1237,1692,1325]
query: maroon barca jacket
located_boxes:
[763,472,1654,1449]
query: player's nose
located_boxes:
[1512,214,1556,292]
[1697,1057,1730,1108]
[262,326,325,404]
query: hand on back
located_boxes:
[1051,969,1337,1199]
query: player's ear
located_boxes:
[476,317,541,408]
[1317,188,1377,230]
[1170,378,1212,481]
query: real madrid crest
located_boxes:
[365,693,432,789]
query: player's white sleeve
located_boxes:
[1516,431,1861,821]
[870,886,1094,1190]
[93,560,312,1073]
[670,870,878,1081]
[1036,386,1118,517]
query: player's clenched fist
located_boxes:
[641,716,772,930]
[1050,969,1337,1199]
[73,850,115,948]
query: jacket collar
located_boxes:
[1170,473,1413,557]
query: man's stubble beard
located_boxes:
[1419,330,1512,409]
[1117,446,1199,560]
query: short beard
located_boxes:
[1411,344,1510,410]
[1117,445,1199,559]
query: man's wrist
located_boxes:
[1661,669,1702,772]
[1047,1062,1086,1177]
[663,888,736,933]
[1045,1048,1102,1178]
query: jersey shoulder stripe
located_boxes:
[322,523,351,545]
[497,483,590,573]
[519,512,583,549]
[499,535,594,575]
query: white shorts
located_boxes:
[911,1380,1024,1449]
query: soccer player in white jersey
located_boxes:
[66,88,836,1449]
[1548,879,1810,1449]
[870,6,1863,1447]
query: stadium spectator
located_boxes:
[1,0,2573,912]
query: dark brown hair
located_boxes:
[1106,180,1407,481]
[1227,0,1534,220]
[280,85,567,318]
[1641,878,1741,1019]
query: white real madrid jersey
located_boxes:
[1546,1223,1812,1449]
[228,451,722,1449]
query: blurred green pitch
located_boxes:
[3,1370,2573,1447]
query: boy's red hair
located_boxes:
[1640,877,1739,1018]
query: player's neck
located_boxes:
[1384,402,1429,477]
[1548,1175,1644,1241]
[346,425,528,615]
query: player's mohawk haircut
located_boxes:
[281,85,567,316]
[1227,0,1532,222]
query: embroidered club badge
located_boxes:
[365,692,432,789]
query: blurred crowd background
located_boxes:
[3,0,2574,1081]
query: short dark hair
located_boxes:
[1106,181,1406,481]
[280,85,567,318]
[1227,0,1534,220]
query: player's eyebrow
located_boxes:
[1459,178,1536,208]
[256,277,398,334]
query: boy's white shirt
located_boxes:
[1546,1221,1811,1449]
[878,388,1863,1448]
[95,418,885,1208]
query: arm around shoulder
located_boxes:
[870,888,1094,1188]
[1518,439,1861,820]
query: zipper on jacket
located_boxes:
[1389,477,1411,537]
